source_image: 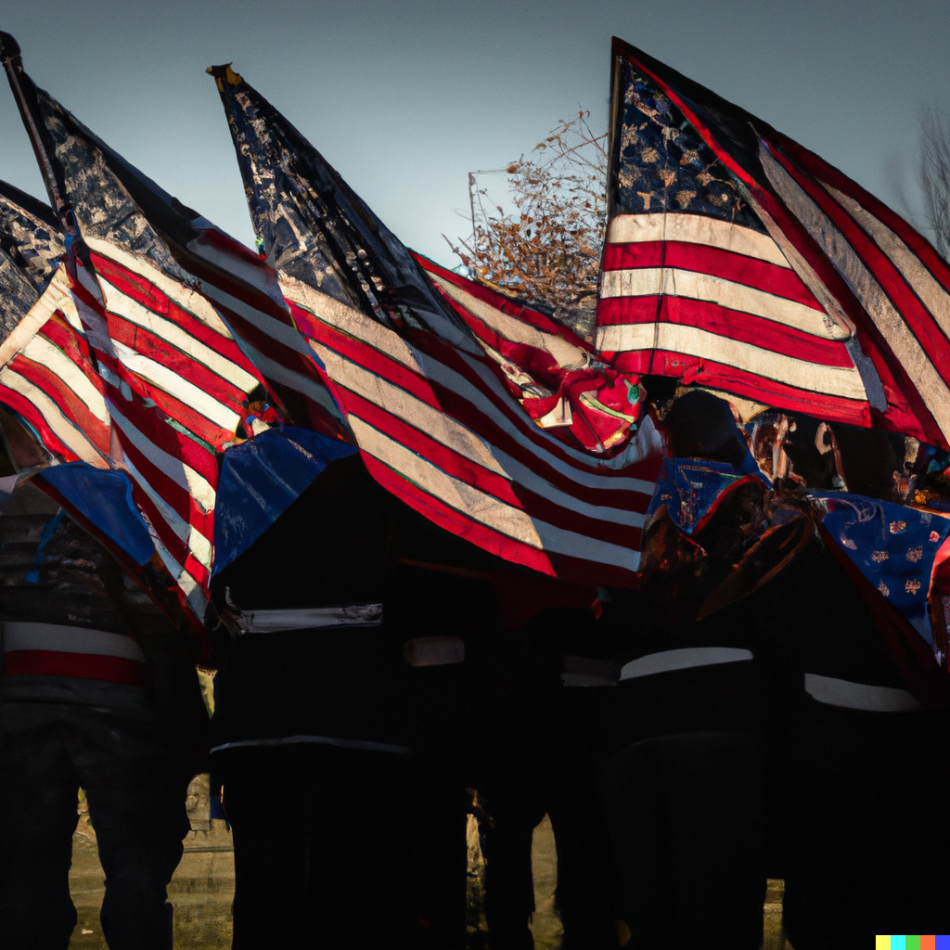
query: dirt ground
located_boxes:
[65,776,791,949]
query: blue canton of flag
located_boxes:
[809,494,950,648]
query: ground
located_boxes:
[64,775,792,949]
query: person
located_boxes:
[209,443,500,950]
[767,422,950,948]
[473,577,620,950]
[0,409,208,950]
[597,391,774,950]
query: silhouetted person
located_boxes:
[598,391,769,950]
[0,413,206,950]
[210,445,498,950]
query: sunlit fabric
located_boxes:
[598,39,950,451]
[212,65,664,588]
[417,254,644,455]
[0,185,111,466]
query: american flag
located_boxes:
[416,252,645,455]
[212,65,663,588]
[2,39,324,618]
[0,184,111,466]
[599,39,950,450]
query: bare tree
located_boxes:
[920,104,950,261]
[445,111,607,338]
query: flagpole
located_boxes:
[0,33,71,231]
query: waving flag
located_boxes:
[417,253,646,454]
[599,38,950,451]
[0,182,111,466]
[211,64,663,587]
[0,33,346,618]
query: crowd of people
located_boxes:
[2,388,949,950]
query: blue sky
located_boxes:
[2,0,948,263]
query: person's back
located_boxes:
[0,475,205,950]
[210,450,499,949]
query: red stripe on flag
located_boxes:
[91,254,253,356]
[415,252,594,347]
[39,312,104,382]
[342,387,643,548]
[596,295,857,368]
[766,147,950,370]
[773,133,950,300]
[0,382,77,460]
[602,241,823,311]
[112,427,214,541]
[362,453,557,577]
[315,329,651,508]
[100,311,253,411]
[106,384,221,488]
[9,354,111,452]
[610,347,871,426]
[123,475,209,588]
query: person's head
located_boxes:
[662,389,748,468]
[780,415,841,490]
[832,424,907,502]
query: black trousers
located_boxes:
[479,762,619,950]
[215,742,468,950]
[598,729,766,950]
[782,699,950,949]
[0,701,190,950]
[476,684,619,950]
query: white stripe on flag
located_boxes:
[760,145,950,438]
[822,182,950,340]
[199,281,313,355]
[0,267,78,368]
[136,508,208,618]
[352,415,641,570]
[107,403,216,512]
[289,282,657,486]
[427,272,590,369]
[123,453,213,570]
[600,268,833,339]
[237,339,341,417]
[0,368,106,466]
[111,340,241,434]
[606,213,791,268]
[84,237,234,338]
[97,279,260,394]
[595,322,867,400]
[349,414,545,547]
[20,335,109,423]
[313,343,647,527]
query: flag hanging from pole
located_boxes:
[211,64,663,588]
[598,38,950,452]
[0,33,347,618]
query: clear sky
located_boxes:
[1,0,948,264]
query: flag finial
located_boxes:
[207,63,242,92]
